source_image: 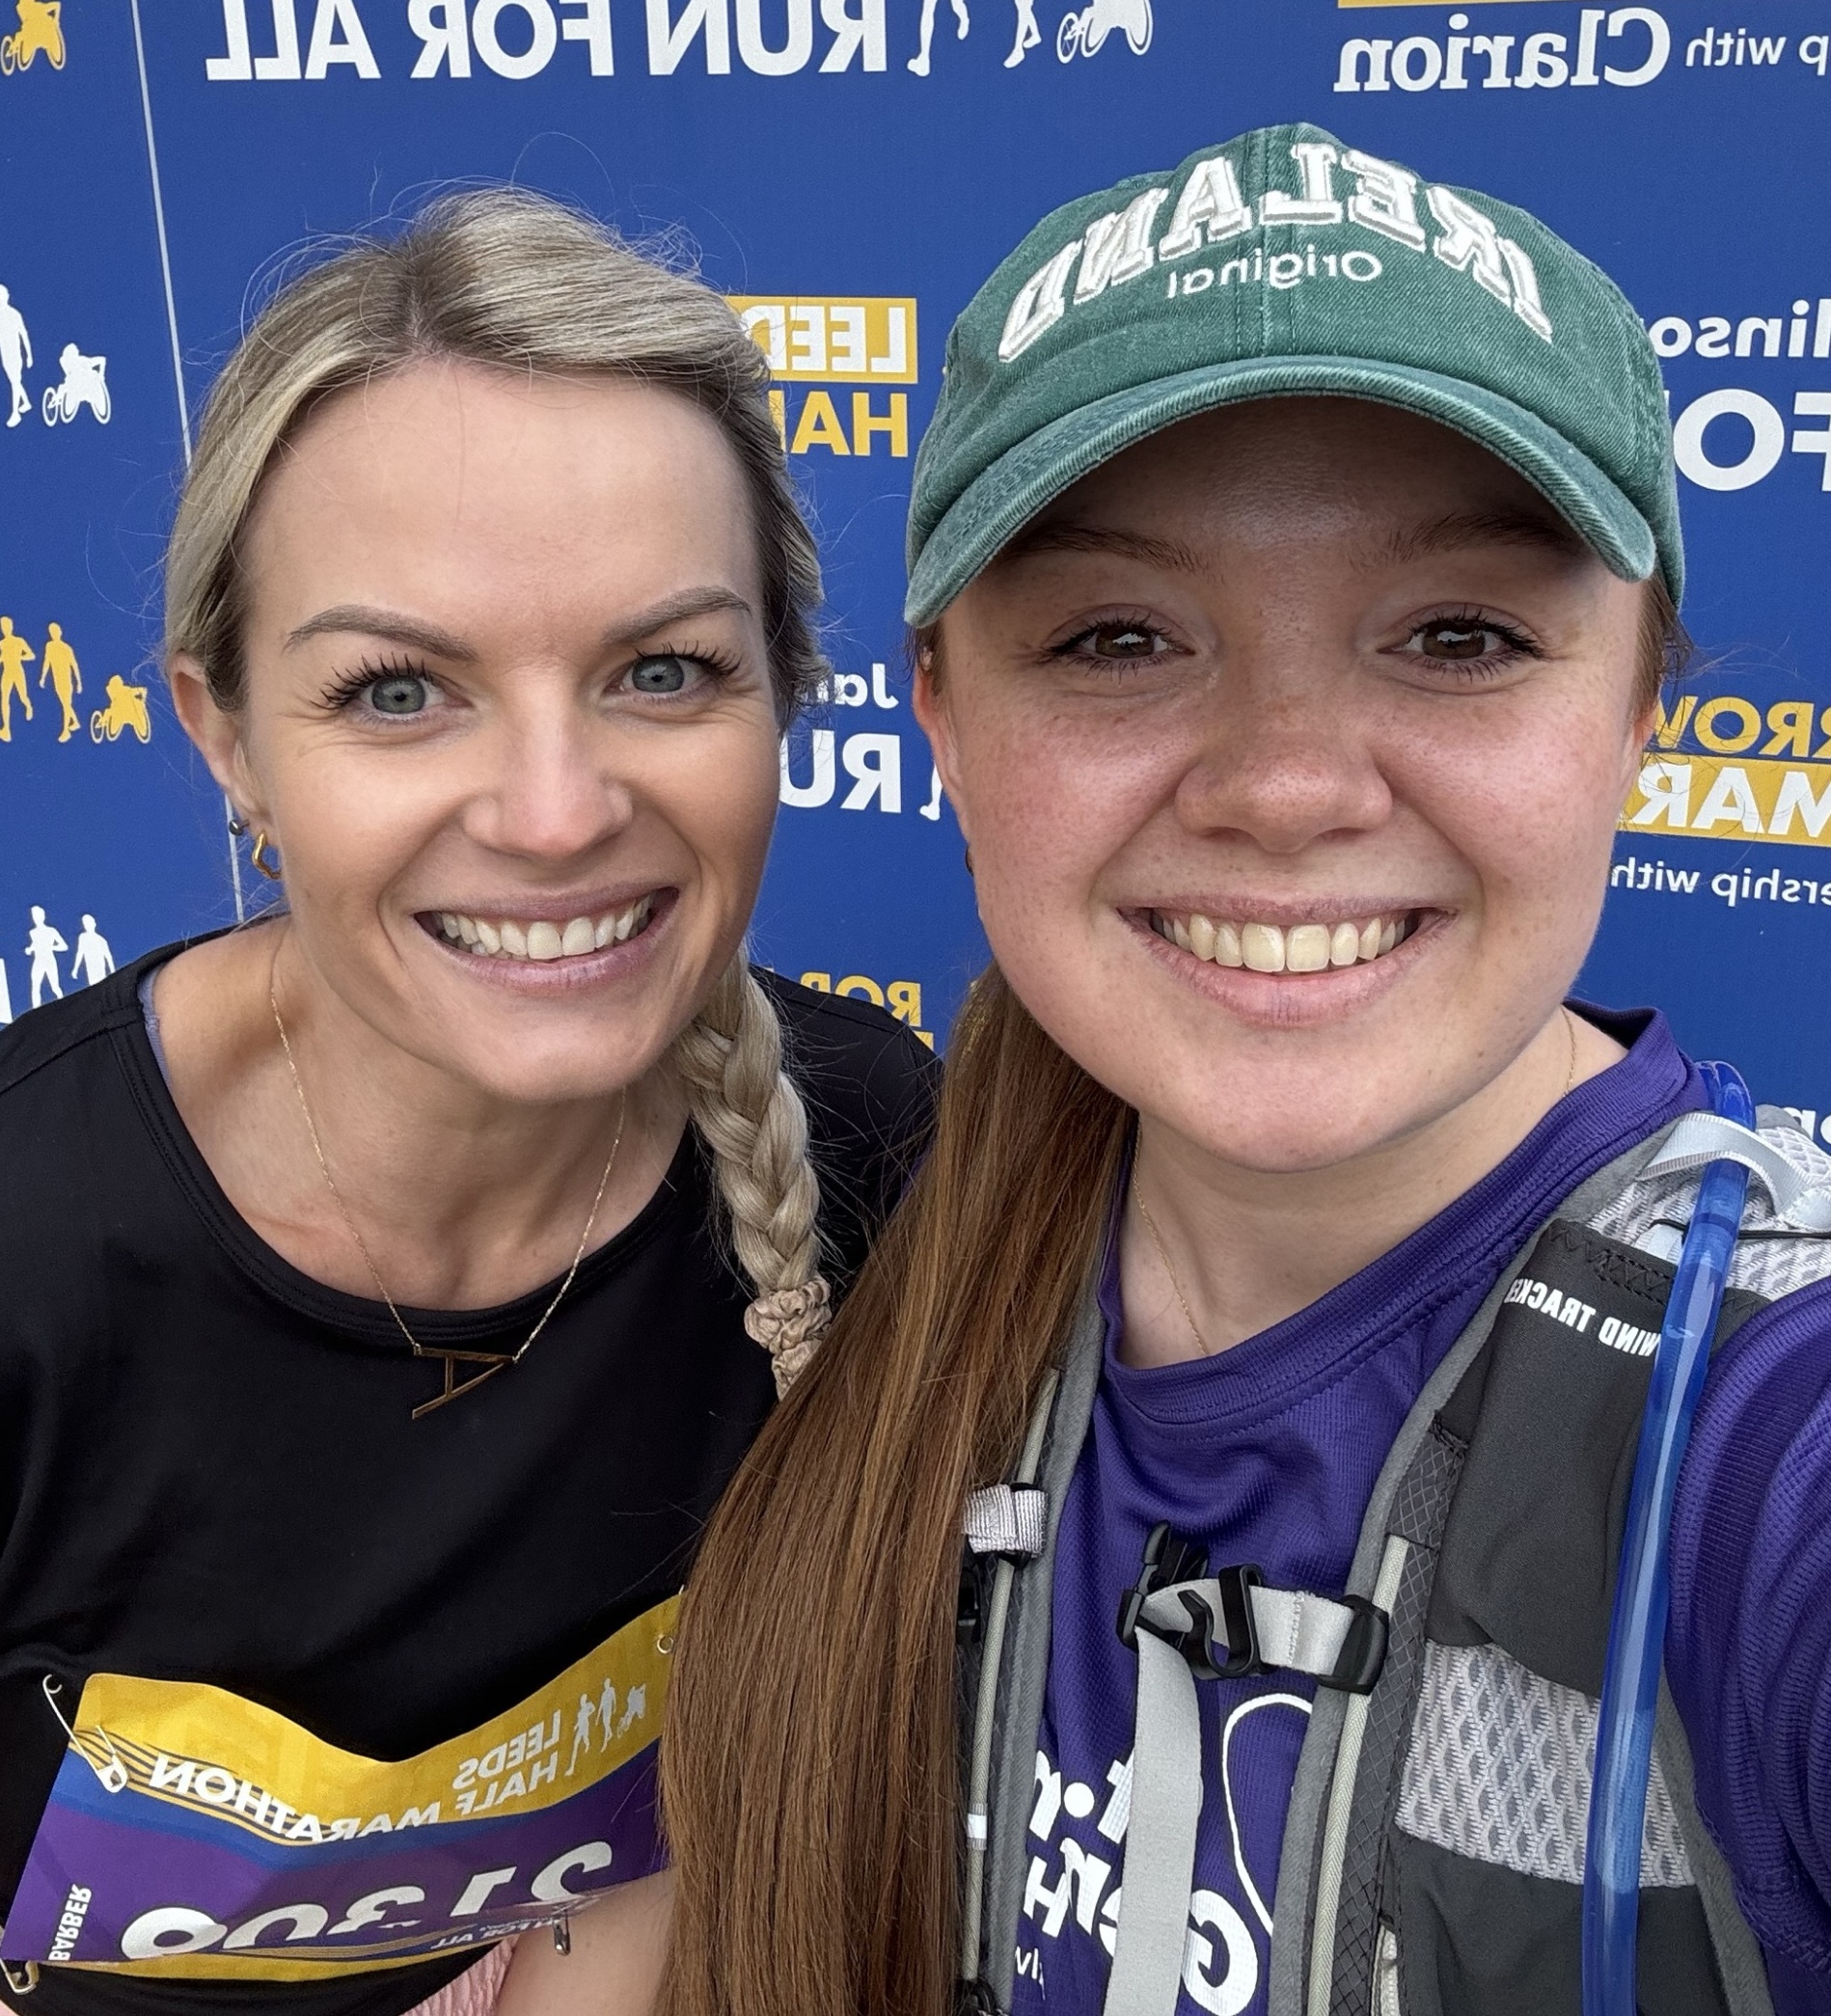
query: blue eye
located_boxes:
[630,654,692,694]
[369,674,430,715]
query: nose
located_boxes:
[462,674,636,866]
[1172,656,1392,856]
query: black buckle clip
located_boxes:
[1314,1594,1389,1696]
[1116,1523,1269,1681]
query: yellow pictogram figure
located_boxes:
[39,621,78,742]
[90,673,150,746]
[0,616,35,740]
[0,0,65,73]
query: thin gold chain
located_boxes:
[1133,1184,1213,1358]
[1561,1005,1579,1098]
[269,976,626,1416]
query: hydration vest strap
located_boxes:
[1103,1526,1390,2016]
[965,1484,1049,1561]
[1645,1112,1831,1229]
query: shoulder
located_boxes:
[0,947,158,1104]
[756,967,941,1157]
[754,967,941,1267]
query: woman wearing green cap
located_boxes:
[537,127,1831,2016]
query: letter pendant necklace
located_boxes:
[270,983,626,1419]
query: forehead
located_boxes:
[241,359,759,615]
[1008,396,1590,574]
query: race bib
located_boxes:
[0,1597,675,1979]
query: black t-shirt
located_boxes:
[0,945,936,2016]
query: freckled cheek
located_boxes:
[965,727,1161,932]
[1401,730,1626,932]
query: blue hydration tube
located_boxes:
[1582,1059,1755,2016]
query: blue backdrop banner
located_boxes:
[0,0,1825,1106]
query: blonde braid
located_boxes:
[671,957,830,1395]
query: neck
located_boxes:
[155,921,686,1309]
[1121,1007,1626,1368]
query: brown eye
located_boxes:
[1415,621,1500,661]
[1084,622,1163,659]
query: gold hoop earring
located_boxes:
[250,831,283,881]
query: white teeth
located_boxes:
[1154,908,1416,976]
[1242,922,1286,972]
[1286,924,1330,973]
[438,898,654,964]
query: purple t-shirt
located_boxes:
[1012,1007,1831,2015]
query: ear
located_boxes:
[911,641,970,842]
[169,653,264,824]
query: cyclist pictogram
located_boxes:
[0,0,65,74]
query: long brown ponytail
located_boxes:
[661,966,1128,2016]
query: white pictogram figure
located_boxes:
[920,765,944,821]
[41,344,108,427]
[597,1676,618,1750]
[566,1692,596,1777]
[615,1683,647,1738]
[1055,0,1151,61]
[1003,0,1040,62]
[907,0,969,73]
[69,914,113,987]
[0,286,31,428]
[25,906,65,1007]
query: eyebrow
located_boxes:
[283,586,755,660]
[1369,506,1588,569]
[995,521,1207,575]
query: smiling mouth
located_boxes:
[1148,908,1425,973]
[424,894,658,964]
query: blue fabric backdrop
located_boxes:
[0,0,1826,1102]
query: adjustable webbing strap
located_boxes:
[1104,1569,1387,2016]
[965,1483,1049,1560]
[1107,1621,1205,2016]
[1647,1113,1831,1229]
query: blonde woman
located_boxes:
[660,127,1831,2016]
[0,192,934,2016]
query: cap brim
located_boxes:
[903,355,1660,627]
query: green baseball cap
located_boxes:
[905,123,1681,625]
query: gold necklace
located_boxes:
[270,982,627,1419]
[1133,1185,1214,1358]
[1560,1005,1580,1098]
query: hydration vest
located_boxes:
[957,1109,1831,2016]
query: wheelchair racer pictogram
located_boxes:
[0,0,65,74]
[90,674,150,745]
[41,345,107,426]
[1056,0,1150,60]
